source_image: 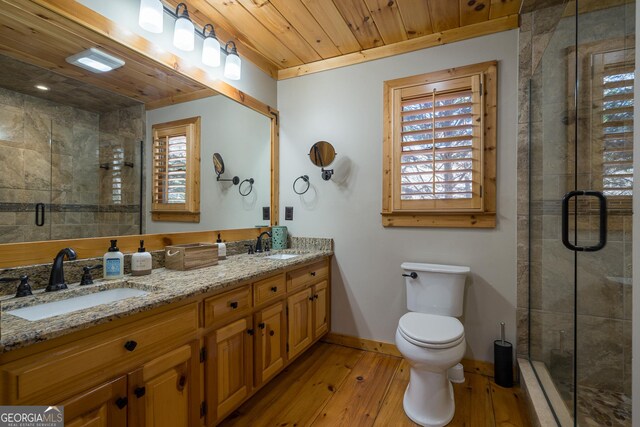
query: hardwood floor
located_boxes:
[219,342,531,427]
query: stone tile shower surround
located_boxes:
[517,0,634,409]
[0,87,143,243]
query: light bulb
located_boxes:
[202,36,221,67]
[223,42,241,80]
[173,4,194,52]
[138,0,163,34]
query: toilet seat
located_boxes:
[398,312,464,349]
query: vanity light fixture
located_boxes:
[35,84,49,91]
[66,48,125,73]
[201,24,221,68]
[223,41,241,81]
[138,0,164,33]
[173,3,194,52]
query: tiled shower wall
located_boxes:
[0,88,143,243]
[517,3,633,395]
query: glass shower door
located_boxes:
[529,1,634,425]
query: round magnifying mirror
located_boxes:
[213,153,225,177]
[309,141,336,167]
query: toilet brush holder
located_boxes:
[494,322,513,388]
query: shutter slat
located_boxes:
[401,102,473,118]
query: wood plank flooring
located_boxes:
[219,342,531,427]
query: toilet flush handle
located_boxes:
[402,272,417,279]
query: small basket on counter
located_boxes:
[164,243,218,270]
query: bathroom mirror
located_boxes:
[309,141,336,167]
[0,52,274,243]
[213,153,226,176]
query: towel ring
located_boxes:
[239,178,254,196]
[293,175,310,195]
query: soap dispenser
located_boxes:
[103,239,124,280]
[131,240,152,276]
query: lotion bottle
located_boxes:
[103,239,124,280]
[131,240,152,276]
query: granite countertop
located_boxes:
[0,249,332,354]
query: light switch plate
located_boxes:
[285,206,293,220]
[262,207,270,220]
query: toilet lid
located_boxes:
[398,312,464,346]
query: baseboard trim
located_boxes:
[322,332,495,377]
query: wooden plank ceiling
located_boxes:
[166,0,522,79]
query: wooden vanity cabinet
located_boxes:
[61,376,128,427]
[254,301,287,386]
[287,287,313,359]
[205,316,254,424]
[128,341,199,427]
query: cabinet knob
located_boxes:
[134,386,146,398]
[177,375,187,391]
[124,340,138,352]
[115,397,128,409]
[270,286,278,292]
[314,294,319,300]
[230,301,238,309]
[309,297,314,301]
[269,330,275,336]
[258,322,266,329]
[247,328,254,336]
[310,271,316,276]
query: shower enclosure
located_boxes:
[526,0,634,425]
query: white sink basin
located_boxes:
[6,288,148,321]
[265,254,300,260]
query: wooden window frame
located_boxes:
[566,37,634,233]
[382,61,497,228]
[151,116,201,223]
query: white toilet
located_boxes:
[395,262,470,427]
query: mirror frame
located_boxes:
[0,0,279,268]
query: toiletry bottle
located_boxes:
[131,240,152,276]
[103,239,124,280]
[216,233,227,260]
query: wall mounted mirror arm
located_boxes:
[213,153,239,185]
[309,141,337,181]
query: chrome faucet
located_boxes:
[255,231,272,253]
[46,248,77,292]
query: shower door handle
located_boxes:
[35,203,45,227]
[561,190,607,252]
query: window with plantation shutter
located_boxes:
[151,117,201,222]
[594,50,634,200]
[382,62,497,228]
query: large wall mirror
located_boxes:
[0,20,276,246]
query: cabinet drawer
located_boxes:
[204,285,252,327]
[253,274,285,306]
[2,303,198,404]
[287,260,329,291]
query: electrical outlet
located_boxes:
[285,206,293,220]
[262,206,270,220]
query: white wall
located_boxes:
[277,30,519,362]
[146,96,271,233]
[76,0,277,107]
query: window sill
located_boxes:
[381,212,496,228]
[151,211,201,223]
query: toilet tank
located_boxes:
[402,262,470,317]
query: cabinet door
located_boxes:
[128,342,197,427]
[206,316,253,424]
[254,301,286,386]
[287,287,313,359]
[61,376,128,427]
[312,280,329,339]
